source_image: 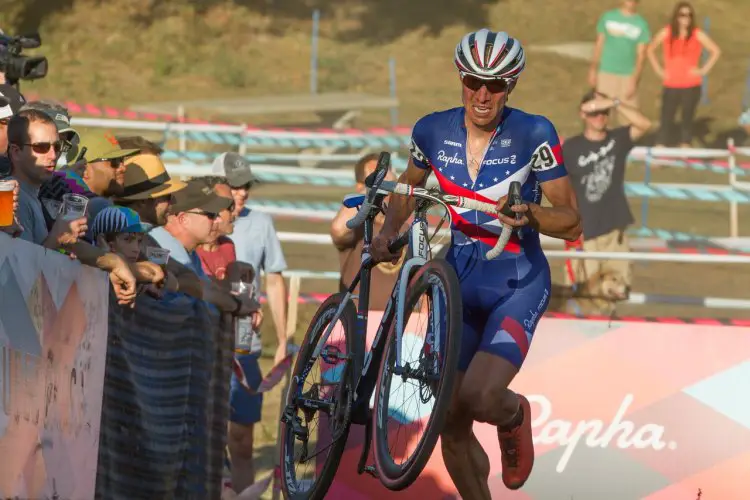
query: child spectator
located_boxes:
[91,205,146,262]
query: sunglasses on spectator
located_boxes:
[22,141,63,155]
[232,182,253,191]
[186,210,219,220]
[461,74,511,94]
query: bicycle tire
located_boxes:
[371,259,462,490]
[279,293,356,500]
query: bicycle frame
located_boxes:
[295,195,433,427]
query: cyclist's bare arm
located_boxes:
[380,159,429,237]
[528,176,582,242]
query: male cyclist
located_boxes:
[371,29,582,496]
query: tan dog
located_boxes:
[549,272,630,317]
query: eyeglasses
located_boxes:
[185,210,219,220]
[22,141,63,155]
[678,11,692,18]
[461,74,511,94]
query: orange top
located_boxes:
[662,26,703,88]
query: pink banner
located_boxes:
[321,314,750,499]
[0,236,109,499]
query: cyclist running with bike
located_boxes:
[371,29,582,496]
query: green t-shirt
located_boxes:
[597,9,651,75]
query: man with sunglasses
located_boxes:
[371,29,582,497]
[149,178,259,317]
[20,100,79,169]
[561,90,651,301]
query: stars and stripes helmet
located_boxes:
[454,29,526,81]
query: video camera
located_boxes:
[0,32,48,86]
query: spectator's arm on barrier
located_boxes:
[43,216,87,249]
[69,242,138,305]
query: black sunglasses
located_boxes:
[186,210,219,220]
[22,141,63,155]
[461,74,511,94]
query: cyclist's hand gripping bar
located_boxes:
[345,152,390,230]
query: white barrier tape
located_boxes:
[278,270,750,309]
[543,250,750,264]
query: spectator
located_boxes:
[66,130,140,229]
[213,153,288,365]
[148,178,258,316]
[647,2,721,148]
[20,99,79,167]
[561,90,652,300]
[115,153,186,230]
[7,109,87,248]
[195,175,266,495]
[91,205,146,263]
[0,84,27,178]
[741,108,750,144]
[331,153,403,310]
[115,135,164,156]
[589,0,651,126]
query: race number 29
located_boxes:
[530,142,558,172]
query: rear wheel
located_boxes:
[279,293,356,500]
[371,259,463,490]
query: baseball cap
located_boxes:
[116,154,186,201]
[20,100,76,134]
[211,152,258,188]
[67,130,140,164]
[170,178,233,215]
[91,206,145,241]
[0,84,26,119]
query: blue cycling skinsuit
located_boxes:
[409,105,567,371]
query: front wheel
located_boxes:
[279,293,356,500]
[371,259,463,490]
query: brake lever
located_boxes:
[499,181,524,239]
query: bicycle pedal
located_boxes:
[363,465,379,479]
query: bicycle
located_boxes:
[278,151,520,499]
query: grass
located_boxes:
[3,0,749,143]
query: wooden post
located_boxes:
[728,138,739,238]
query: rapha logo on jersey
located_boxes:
[409,138,428,165]
[530,141,559,172]
[529,393,676,474]
[443,139,463,147]
[437,150,464,166]
[500,138,512,147]
[484,154,516,166]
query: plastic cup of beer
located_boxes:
[60,193,88,220]
[0,180,14,226]
[146,247,170,266]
